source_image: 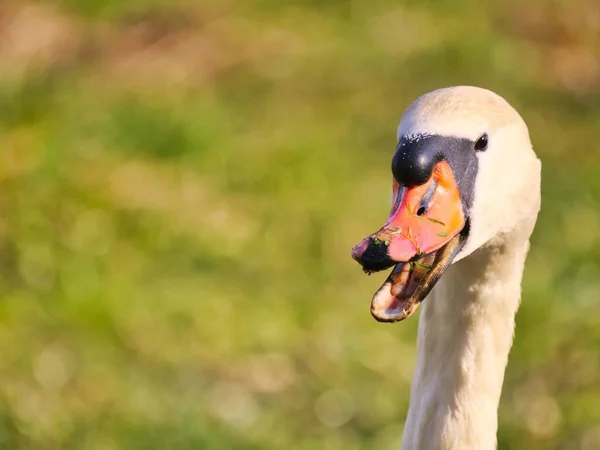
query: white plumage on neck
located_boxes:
[392,86,542,449]
[402,233,531,450]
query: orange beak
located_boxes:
[351,160,467,322]
[352,161,465,265]
[385,161,464,260]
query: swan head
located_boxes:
[351,86,541,322]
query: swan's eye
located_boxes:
[474,133,488,152]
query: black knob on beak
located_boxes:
[392,136,443,187]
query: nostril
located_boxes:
[415,179,436,217]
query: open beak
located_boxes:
[351,161,468,322]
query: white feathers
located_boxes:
[397,86,541,450]
[402,132,432,144]
[397,86,527,142]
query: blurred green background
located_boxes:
[0,0,599,448]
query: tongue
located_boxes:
[369,233,464,322]
[371,252,436,322]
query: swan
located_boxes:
[351,86,541,450]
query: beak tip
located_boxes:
[351,239,369,262]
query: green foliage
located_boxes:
[1,0,600,449]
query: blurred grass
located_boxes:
[0,0,599,448]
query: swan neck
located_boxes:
[401,237,530,450]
